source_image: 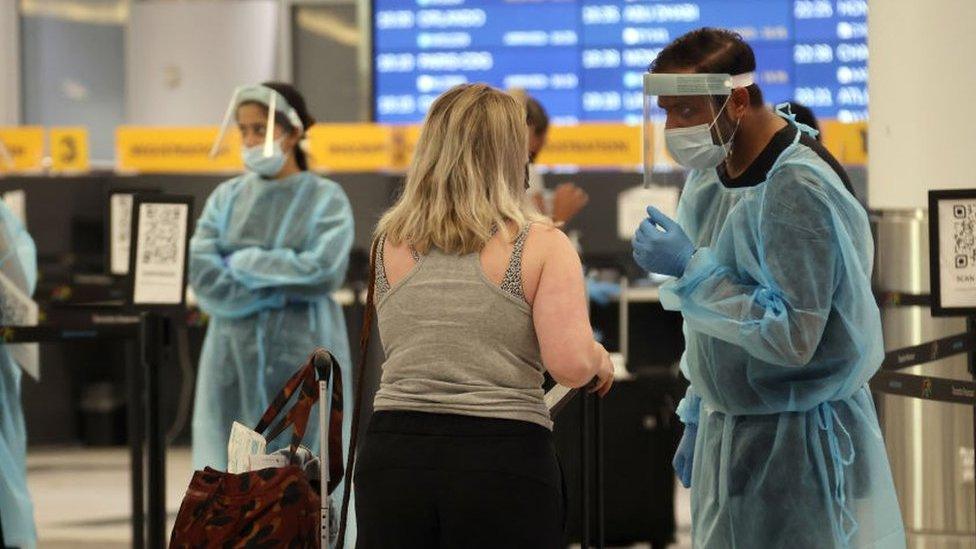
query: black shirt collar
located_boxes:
[717,124,796,188]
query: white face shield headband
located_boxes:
[209,84,305,160]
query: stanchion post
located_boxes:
[141,312,171,549]
[127,336,146,549]
[969,316,976,517]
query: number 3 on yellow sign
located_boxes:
[49,127,90,172]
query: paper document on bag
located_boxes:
[246,453,289,471]
[617,185,680,240]
[0,270,39,380]
[227,421,267,474]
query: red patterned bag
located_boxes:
[169,349,344,548]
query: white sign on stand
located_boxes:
[110,193,134,275]
[130,196,192,307]
[617,184,680,240]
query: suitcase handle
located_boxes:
[253,348,345,493]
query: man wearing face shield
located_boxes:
[631,29,904,548]
[190,82,356,544]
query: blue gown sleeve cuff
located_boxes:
[676,388,702,425]
[660,247,717,311]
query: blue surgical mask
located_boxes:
[242,139,288,177]
[664,96,739,170]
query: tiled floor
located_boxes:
[27,447,192,548]
[26,446,691,548]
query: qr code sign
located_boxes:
[952,203,976,269]
[140,204,182,265]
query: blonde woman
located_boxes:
[353,84,613,548]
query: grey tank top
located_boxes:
[371,225,552,430]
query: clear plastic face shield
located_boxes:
[209,84,304,159]
[643,72,754,183]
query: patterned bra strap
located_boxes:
[375,234,422,298]
[499,224,532,302]
[374,234,391,296]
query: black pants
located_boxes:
[355,411,565,549]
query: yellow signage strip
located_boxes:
[820,120,867,166]
[0,120,852,176]
[395,123,645,170]
[116,127,243,174]
[49,127,90,173]
[396,125,423,170]
[0,127,45,173]
[535,124,643,168]
[306,124,399,172]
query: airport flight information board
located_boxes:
[373,0,868,124]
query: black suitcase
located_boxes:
[553,371,686,548]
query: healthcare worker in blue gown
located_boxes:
[632,29,905,548]
[0,200,38,549]
[188,82,356,543]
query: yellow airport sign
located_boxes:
[116,127,243,173]
[534,124,643,168]
[49,127,90,172]
[307,124,400,172]
[821,120,867,166]
[0,127,45,173]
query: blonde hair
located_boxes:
[375,84,546,255]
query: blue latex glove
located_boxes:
[673,422,697,488]
[586,279,621,306]
[632,206,695,278]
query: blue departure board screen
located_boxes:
[373,0,868,124]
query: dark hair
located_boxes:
[784,101,821,140]
[650,28,764,107]
[258,81,316,171]
[525,95,549,136]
